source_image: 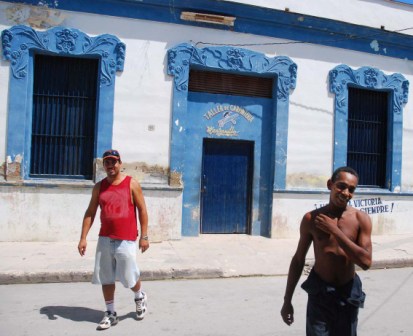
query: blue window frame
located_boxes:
[1,25,125,180]
[329,65,409,191]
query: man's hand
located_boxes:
[314,213,338,235]
[281,301,294,326]
[78,239,87,256]
[139,238,150,253]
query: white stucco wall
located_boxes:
[0,184,182,241]
[272,193,413,238]
[0,0,413,184]
[2,2,412,184]
[1,1,413,240]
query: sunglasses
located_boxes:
[103,150,120,157]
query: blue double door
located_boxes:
[201,139,254,234]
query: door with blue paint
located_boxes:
[201,139,253,234]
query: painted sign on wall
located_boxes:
[204,104,254,137]
[314,197,395,215]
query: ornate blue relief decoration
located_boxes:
[168,43,297,236]
[1,25,125,85]
[2,25,125,180]
[167,43,297,100]
[329,65,409,114]
[329,64,409,191]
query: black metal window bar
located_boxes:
[347,87,389,188]
[31,54,98,179]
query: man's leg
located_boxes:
[132,279,147,320]
[103,284,116,304]
[130,280,141,293]
[306,295,333,336]
[97,284,118,330]
[114,240,147,320]
[333,304,359,336]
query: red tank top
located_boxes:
[98,175,138,241]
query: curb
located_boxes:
[0,271,92,285]
[1,259,413,285]
[0,268,225,285]
[370,258,413,270]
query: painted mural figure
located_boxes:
[78,149,149,330]
[218,111,239,128]
[281,167,373,335]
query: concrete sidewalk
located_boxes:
[1,234,413,284]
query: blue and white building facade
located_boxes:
[1,0,413,241]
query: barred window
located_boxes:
[30,54,98,179]
[347,87,389,187]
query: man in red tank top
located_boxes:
[78,149,149,330]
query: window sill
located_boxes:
[274,188,413,196]
[0,179,182,191]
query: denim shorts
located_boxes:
[302,269,364,336]
[92,236,140,288]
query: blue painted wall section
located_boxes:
[6,0,413,61]
[167,43,297,236]
[329,65,409,191]
[1,25,125,179]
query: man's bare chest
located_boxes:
[313,215,359,244]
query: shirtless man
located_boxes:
[281,166,372,336]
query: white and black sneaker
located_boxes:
[97,311,119,330]
[135,292,147,320]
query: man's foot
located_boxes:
[135,292,147,320]
[97,311,119,330]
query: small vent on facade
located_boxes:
[189,70,273,98]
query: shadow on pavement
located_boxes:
[40,306,139,323]
[40,306,102,323]
[120,311,138,321]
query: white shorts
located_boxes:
[92,236,140,288]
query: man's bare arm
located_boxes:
[316,211,372,270]
[335,211,372,270]
[281,213,313,325]
[131,178,149,252]
[78,183,100,256]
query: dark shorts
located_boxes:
[301,269,366,336]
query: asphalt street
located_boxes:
[1,267,412,336]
